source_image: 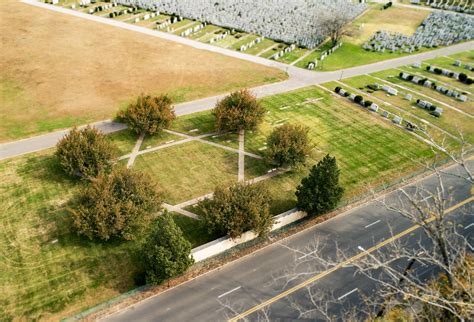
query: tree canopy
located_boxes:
[118,94,176,136]
[55,126,116,179]
[295,154,344,215]
[213,89,265,133]
[265,123,311,168]
[198,182,273,239]
[142,212,194,285]
[69,167,163,241]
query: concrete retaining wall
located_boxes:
[191,209,307,262]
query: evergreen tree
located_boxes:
[143,212,194,285]
[295,154,344,216]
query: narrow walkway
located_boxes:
[238,130,245,182]
[256,44,278,57]
[126,132,145,168]
[370,75,474,118]
[163,203,200,220]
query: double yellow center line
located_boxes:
[229,195,474,321]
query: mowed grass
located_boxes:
[0,147,226,320]
[133,141,239,204]
[245,86,435,213]
[335,75,474,144]
[0,151,142,320]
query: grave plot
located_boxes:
[420,0,474,14]
[242,86,436,213]
[362,11,474,53]
[334,74,473,144]
[399,65,473,98]
[133,141,239,204]
[370,69,474,115]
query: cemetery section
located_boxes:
[43,0,474,72]
[0,84,440,320]
[0,0,286,143]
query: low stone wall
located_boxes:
[191,209,307,262]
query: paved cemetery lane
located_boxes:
[1,40,472,161]
[102,162,473,322]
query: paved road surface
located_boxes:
[0,0,472,160]
[103,162,473,322]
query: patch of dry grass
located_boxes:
[0,0,286,142]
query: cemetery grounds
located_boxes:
[49,0,436,71]
[0,0,286,143]
[4,70,471,318]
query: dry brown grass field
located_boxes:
[348,4,430,45]
[0,0,286,142]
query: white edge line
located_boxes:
[464,223,474,230]
[217,286,241,299]
[337,288,358,301]
[364,219,381,229]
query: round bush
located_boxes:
[364,100,373,108]
[335,86,341,93]
[354,95,363,104]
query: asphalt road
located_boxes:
[102,162,473,322]
[0,0,472,160]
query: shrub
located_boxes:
[458,73,468,83]
[118,94,176,136]
[368,84,378,91]
[69,167,163,241]
[354,95,364,104]
[335,86,341,93]
[426,66,430,71]
[364,100,373,107]
[213,89,265,133]
[142,212,193,285]
[418,78,427,85]
[434,68,442,75]
[265,123,311,168]
[343,91,350,97]
[198,183,273,239]
[295,154,344,216]
[466,78,473,85]
[407,75,414,81]
[55,126,116,179]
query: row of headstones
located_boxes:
[453,60,474,71]
[336,86,413,126]
[307,43,343,69]
[416,99,443,117]
[113,0,367,49]
[399,72,468,102]
[209,31,230,44]
[239,37,264,52]
[271,44,297,60]
[425,0,474,14]
[181,23,206,37]
[335,87,380,112]
[157,16,183,30]
[426,65,461,80]
[362,11,474,53]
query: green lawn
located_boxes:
[336,75,473,144]
[133,141,239,204]
[171,213,220,248]
[0,151,141,320]
[245,86,436,213]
